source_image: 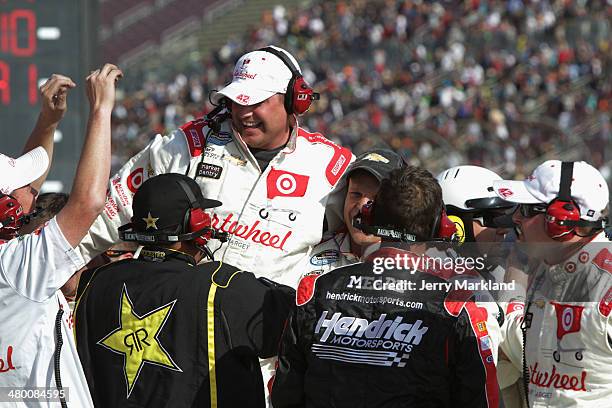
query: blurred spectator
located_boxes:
[110,0,611,181]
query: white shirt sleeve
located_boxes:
[0,216,85,302]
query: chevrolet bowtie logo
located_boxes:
[363,153,389,163]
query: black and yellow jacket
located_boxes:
[75,246,294,408]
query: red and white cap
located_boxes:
[214,45,299,106]
[0,147,49,195]
[492,160,609,221]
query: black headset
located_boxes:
[118,179,228,245]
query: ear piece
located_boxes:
[188,208,213,247]
[544,162,580,241]
[0,194,25,237]
[545,199,581,241]
[257,47,319,115]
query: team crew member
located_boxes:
[75,174,294,408]
[272,166,501,408]
[303,148,405,277]
[493,160,611,407]
[78,45,353,288]
[437,165,516,282]
[0,65,122,407]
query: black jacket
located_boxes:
[272,246,500,408]
[75,247,293,408]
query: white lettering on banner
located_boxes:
[315,311,428,344]
[189,129,201,148]
[311,311,428,367]
[331,155,346,176]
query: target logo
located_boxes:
[552,302,583,339]
[506,302,525,314]
[276,174,297,194]
[561,308,574,332]
[267,168,309,199]
[564,261,577,274]
[126,168,145,193]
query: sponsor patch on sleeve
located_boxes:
[297,128,352,186]
[180,119,207,157]
[593,248,612,275]
[598,286,612,317]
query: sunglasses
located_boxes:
[518,204,547,218]
[468,205,516,227]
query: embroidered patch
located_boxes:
[310,250,340,266]
[207,132,232,146]
[196,163,223,179]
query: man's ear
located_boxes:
[10,185,37,213]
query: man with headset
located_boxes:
[78,45,353,289]
[272,166,501,407]
[301,148,405,278]
[74,173,294,407]
[492,160,611,407]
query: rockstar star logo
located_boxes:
[142,212,159,230]
[97,284,181,397]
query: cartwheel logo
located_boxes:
[529,363,587,392]
[211,212,292,250]
[312,311,428,367]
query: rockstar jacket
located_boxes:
[77,117,353,288]
[272,245,501,408]
[500,233,612,407]
[74,247,294,408]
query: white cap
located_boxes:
[214,45,299,106]
[493,160,609,221]
[0,147,49,195]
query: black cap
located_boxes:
[346,148,405,182]
[131,173,221,234]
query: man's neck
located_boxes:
[543,234,598,265]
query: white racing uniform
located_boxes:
[78,117,353,288]
[0,218,93,407]
[500,233,612,407]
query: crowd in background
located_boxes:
[110,0,611,179]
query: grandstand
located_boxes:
[101,0,610,192]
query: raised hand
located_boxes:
[39,74,76,124]
[86,63,123,113]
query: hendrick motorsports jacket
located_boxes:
[272,245,502,408]
[500,234,612,407]
[78,117,352,287]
